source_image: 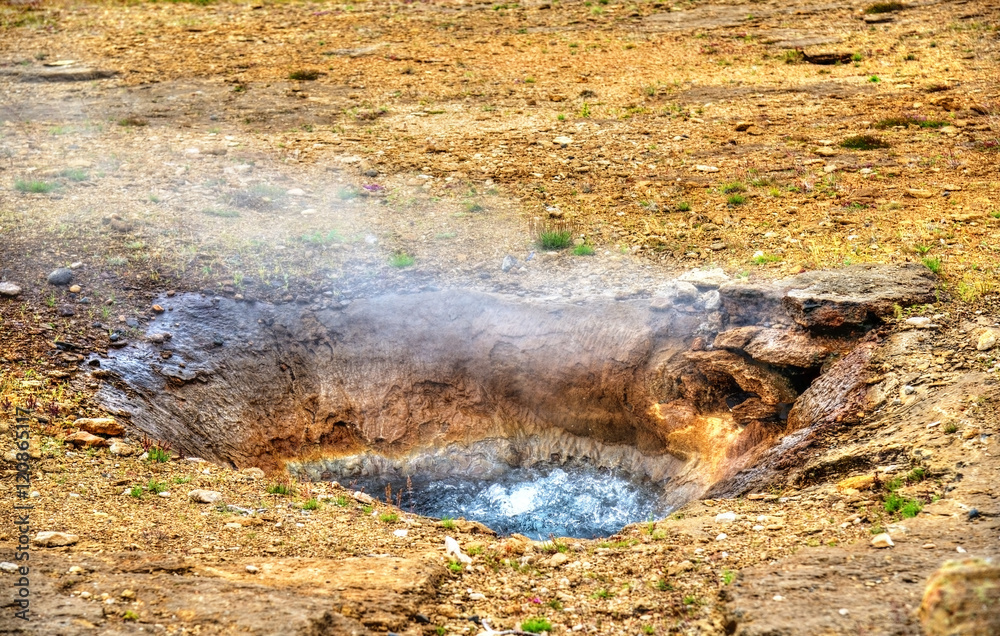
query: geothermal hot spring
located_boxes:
[93,266,934,539]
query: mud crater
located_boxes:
[92,264,936,537]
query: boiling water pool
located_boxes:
[352,464,668,540]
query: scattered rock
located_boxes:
[246,565,259,574]
[501,255,518,272]
[34,531,79,547]
[353,491,375,504]
[920,559,1000,636]
[69,284,81,293]
[75,417,124,436]
[188,489,224,504]
[47,268,73,286]
[906,188,935,199]
[444,536,472,565]
[241,467,266,479]
[57,305,75,317]
[64,431,109,448]
[0,282,21,297]
[906,316,933,328]
[694,165,719,172]
[0,562,18,573]
[553,136,573,146]
[548,553,569,568]
[871,533,894,548]
[109,441,136,457]
[715,511,737,523]
[837,475,875,492]
[678,268,730,288]
[976,330,997,352]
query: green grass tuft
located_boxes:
[572,243,595,256]
[14,179,57,193]
[921,256,942,274]
[726,193,746,206]
[266,482,294,496]
[202,208,240,218]
[538,230,573,250]
[303,498,320,510]
[389,251,415,268]
[288,69,320,81]
[521,617,552,634]
[840,135,890,150]
[864,1,905,14]
[147,447,171,463]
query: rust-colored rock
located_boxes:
[75,417,124,436]
[684,350,798,405]
[920,559,1000,636]
[65,431,109,447]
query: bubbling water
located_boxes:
[354,464,669,540]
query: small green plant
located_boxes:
[726,193,746,206]
[389,251,415,268]
[362,505,374,514]
[441,517,456,529]
[676,201,691,212]
[989,210,1000,219]
[869,75,881,83]
[875,116,946,129]
[14,179,57,193]
[303,498,320,511]
[592,588,614,599]
[129,486,144,499]
[579,102,591,118]
[642,626,654,635]
[852,52,863,62]
[521,617,552,634]
[288,69,320,81]
[147,479,168,495]
[943,422,958,434]
[547,599,564,610]
[173,476,192,484]
[379,512,399,523]
[448,561,464,573]
[203,208,240,218]
[463,200,484,213]
[783,50,803,64]
[840,135,890,150]
[722,569,736,585]
[539,230,573,250]
[922,256,942,274]
[335,495,350,507]
[752,253,782,265]
[336,186,359,200]
[683,595,699,606]
[435,627,446,636]
[721,182,746,194]
[524,77,536,83]
[60,168,89,182]
[266,482,294,496]
[572,243,595,256]
[864,1,904,14]
[123,610,139,621]
[901,499,923,518]
[906,467,926,483]
[118,116,147,127]
[557,113,566,121]
[147,446,171,463]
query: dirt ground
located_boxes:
[1,0,999,634]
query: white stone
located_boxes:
[553,136,573,145]
[0,282,22,297]
[716,533,728,541]
[715,511,737,523]
[976,330,997,351]
[246,565,259,574]
[444,536,472,564]
[0,562,18,573]
[905,317,932,328]
[286,188,305,196]
[871,533,894,549]
[187,489,223,504]
[694,165,719,172]
[393,529,409,538]
[548,552,569,567]
[157,491,171,498]
[678,268,731,288]
[352,491,374,504]
[34,531,79,547]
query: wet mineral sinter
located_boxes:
[354,464,668,541]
